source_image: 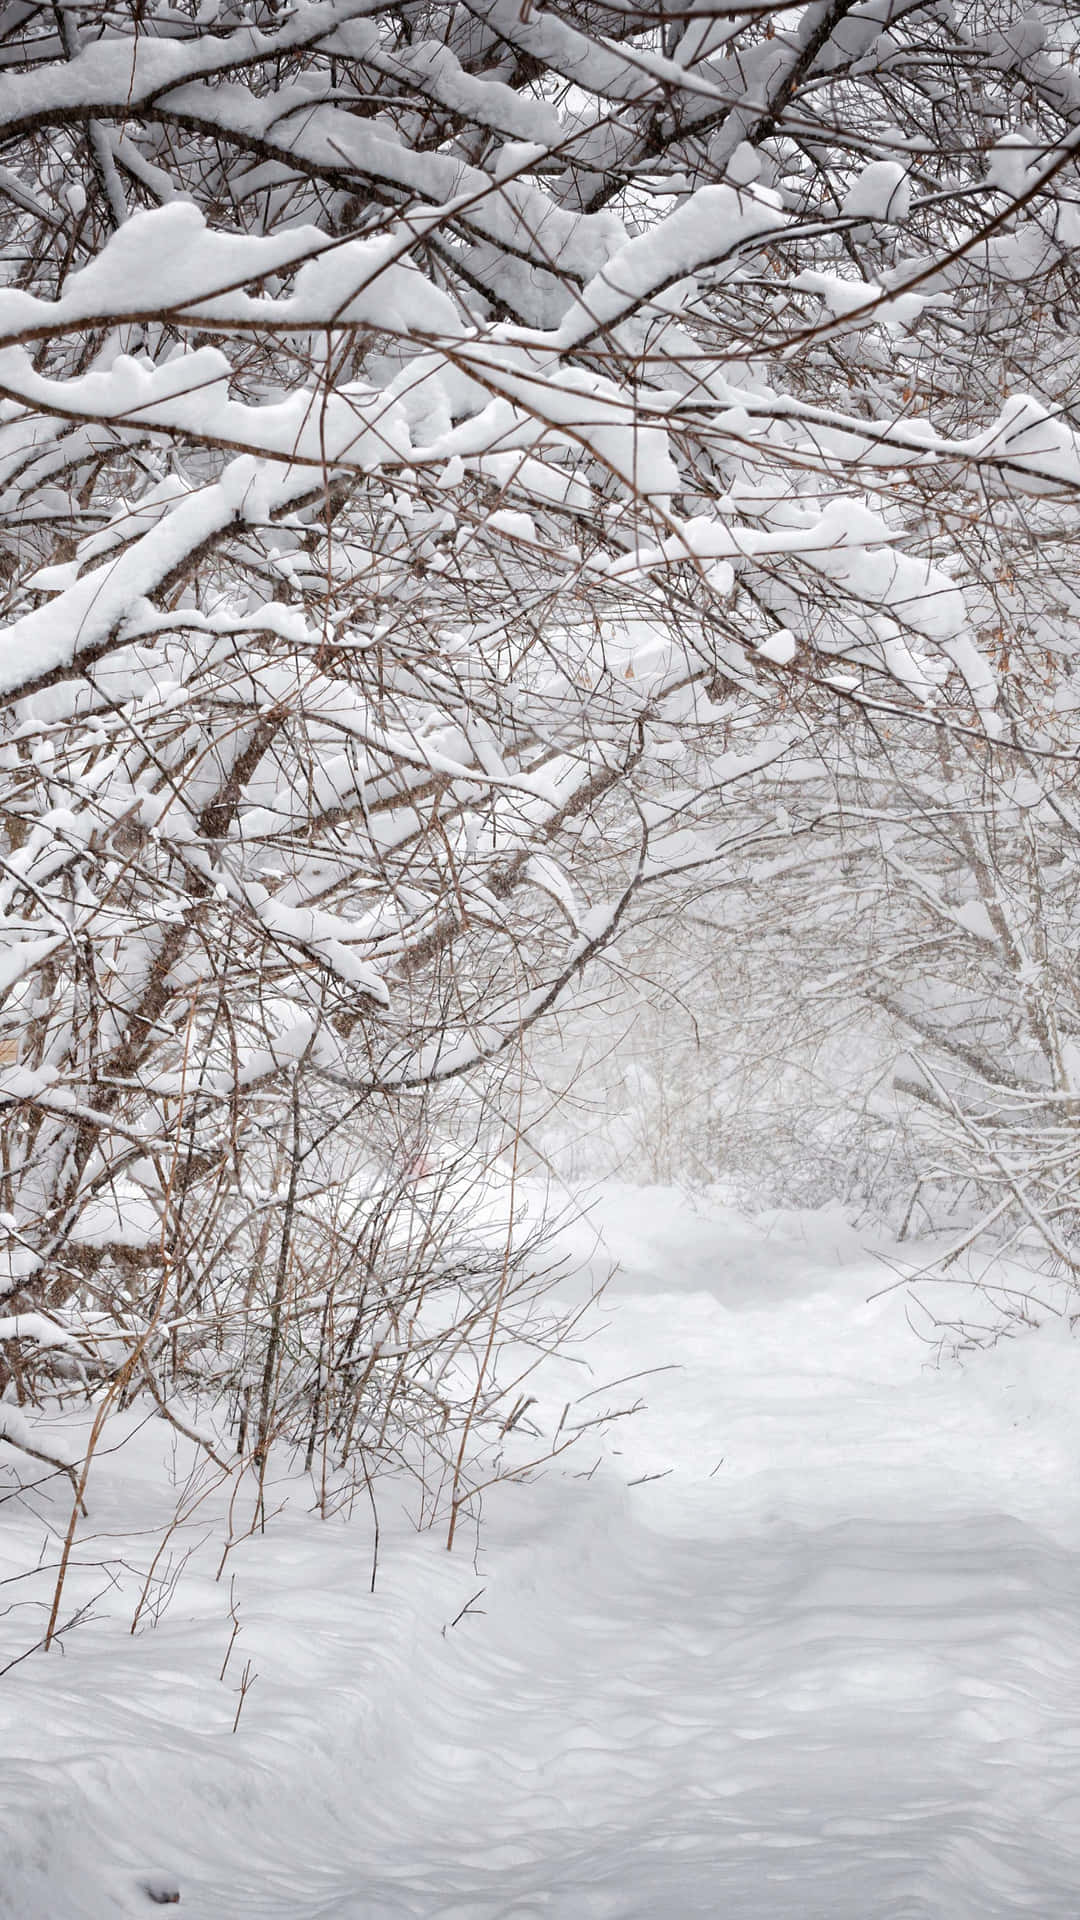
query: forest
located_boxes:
[2,1,1080,1913]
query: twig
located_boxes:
[231,1657,257,1733]
[218,1575,241,1682]
[441,1586,486,1636]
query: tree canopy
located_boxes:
[2,0,1080,1526]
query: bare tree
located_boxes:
[0,0,1078,1525]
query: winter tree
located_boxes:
[1,0,1079,1544]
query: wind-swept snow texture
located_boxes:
[4,1187,1080,1918]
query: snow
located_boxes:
[791,268,926,331]
[69,1194,161,1249]
[0,457,317,698]
[954,898,998,942]
[756,628,797,666]
[841,160,911,223]
[0,204,328,342]
[0,1400,78,1467]
[5,1186,1080,1917]
[0,1313,76,1352]
[985,133,1040,198]
[556,183,786,345]
[0,930,64,995]
[0,1,376,135]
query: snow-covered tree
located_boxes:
[2,0,1079,1517]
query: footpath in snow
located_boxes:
[4,1186,1080,1918]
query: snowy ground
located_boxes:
[4,1186,1080,1918]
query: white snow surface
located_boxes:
[841,161,911,224]
[4,1185,1080,1918]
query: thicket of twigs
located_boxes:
[1,0,1080,1563]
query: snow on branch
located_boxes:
[1,0,1077,1514]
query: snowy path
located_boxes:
[5,1189,1080,1918]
